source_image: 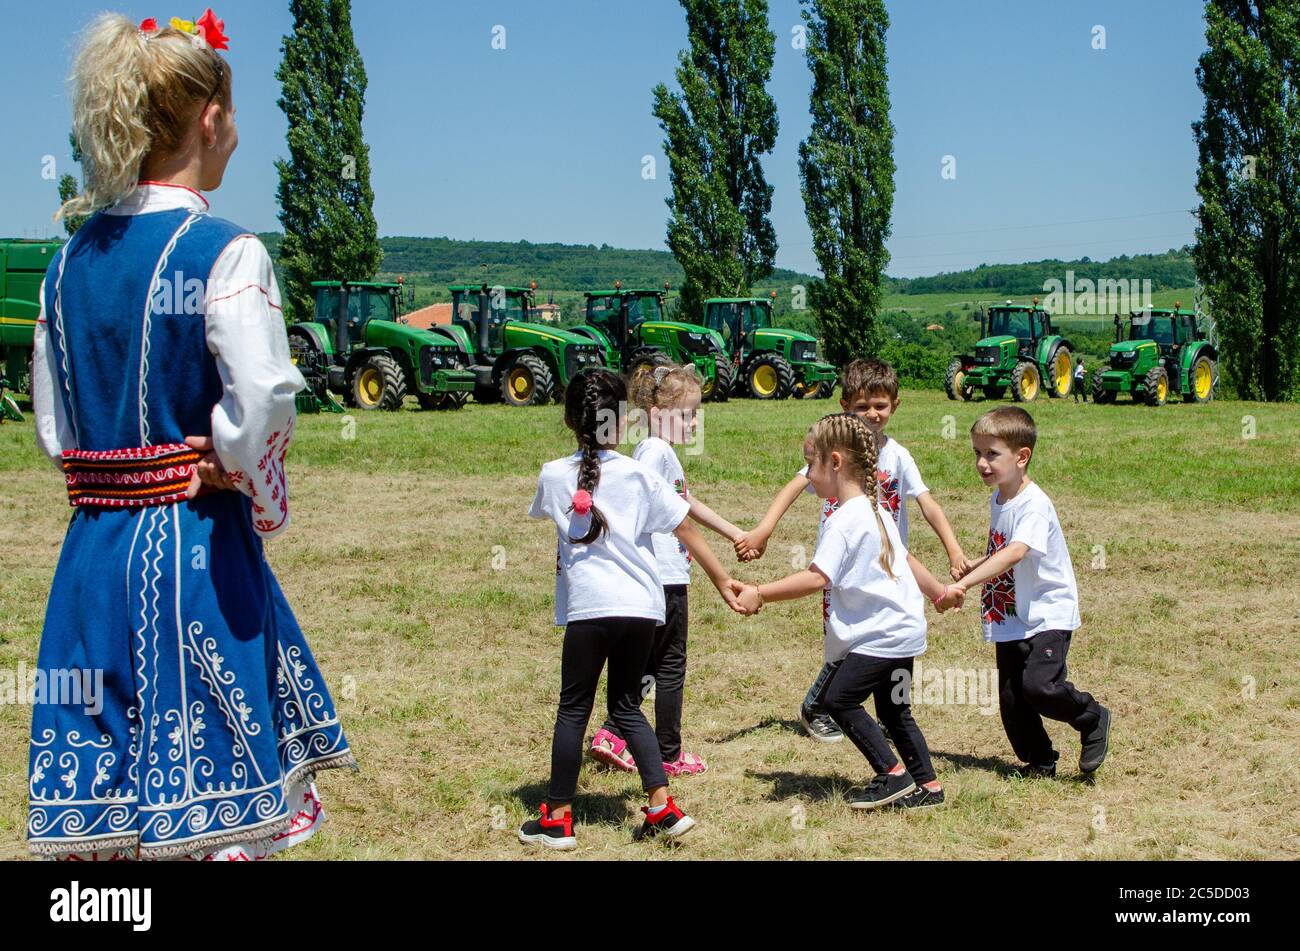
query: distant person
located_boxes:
[952,408,1111,777]
[1073,357,1087,403]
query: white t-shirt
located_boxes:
[633,437,692,585]
[810,494,928,662]
[799,434,928,545]
[530,450,690,625]
[980,481,1081,642]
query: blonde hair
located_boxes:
[809,413,896,578]
[626,359,702,412]
[58,14,232,220]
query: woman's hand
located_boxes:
[184,435,237,499]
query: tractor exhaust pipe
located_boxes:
[478,283,491,356]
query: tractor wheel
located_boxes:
[944,359,974,401]
[1091,367,1116,404]
[744,352,794,400]
[700,358,733,403]
[814,379,836,399]
[792,377,828,399]
[1185,353,1215,403]
[417,391,468,411]
[982,385,1007,400]
[1143,366,1168,406]
[500,352,555,407]
[1046,345,1073,398]
[1010,361,1041,402]
[627,347,670,380]
[350,352,406,411]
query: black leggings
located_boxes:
[600,585,688,761]
[549,616,669,805]
[820,653,937,785]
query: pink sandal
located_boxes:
[663,751,707,777]
[588,728,637,772]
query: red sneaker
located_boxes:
[518,803,577,851]
[633,796,696,842]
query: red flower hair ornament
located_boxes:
[138,9,230,50]
[571,490,593,516]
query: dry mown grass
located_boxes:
[1,391,1298,860]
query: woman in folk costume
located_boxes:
[28,10,355,860]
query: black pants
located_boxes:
[600,586,689,762]
[549,616,669,805]
[803,660,840,716]
[821,653,936,785]
[1073,378,1087,402]
[995,629,1102,765]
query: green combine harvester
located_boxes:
[945,300,1074,402]
[1092,305,1217,405]
[0,239,62,421]
[288,279,475,411]
[449,282,604,406]
[573,283,732,401]
[703,292,837,399]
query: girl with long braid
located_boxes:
[522,368,749,849]
[735,414,964,810]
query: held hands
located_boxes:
[722,578,763,616]
[932,583,966,613]
[949,554,975,582]
[184,436,237,499]
[733,529,767,563]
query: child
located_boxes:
[1073,358,1087,403]
[735,414,961,809]
[588,361,744,778]
[735,359,970,743]
[953,407,1111,776]
[522,368,749,850]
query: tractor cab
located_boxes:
[704,297,770,351]
[584,285,668,348]
[981,305,1053,355]
[312,281,407,356]
[450,283,533,354]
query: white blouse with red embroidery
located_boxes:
[32,182,305,539]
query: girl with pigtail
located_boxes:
[734,414,963,810]
[27,11,353,861]
[524,368,750,849]
[588,359,745,779]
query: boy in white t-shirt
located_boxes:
[735,359,970,742]
[953,407,1111,776]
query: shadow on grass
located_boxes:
[510,781,635,825]
[713,716,805,743]
[930,749,1099,786]
[746,769,861,803]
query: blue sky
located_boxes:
[3,1,1208,278]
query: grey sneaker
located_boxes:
[1079,706,1111,774]
[799,706,843,743]
[849,771,917,810]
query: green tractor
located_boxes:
[288,280,476,411]
[945,301,1075,402]
[573,283,732,401]
[449,282,604,406]
[703,292,837,400]
[1091,305,1218,406]
[1,239,62,421]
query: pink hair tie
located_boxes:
[571,489,593,515]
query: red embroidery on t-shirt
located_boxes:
[981,529,1017,624]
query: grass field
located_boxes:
[1,387,1298,860]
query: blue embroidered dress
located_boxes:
[28,183,355,859]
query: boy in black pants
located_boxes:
[954,407,1111,776]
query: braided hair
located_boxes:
[563,368,626,544]
[627,358,702,414]
[809,413,897,578]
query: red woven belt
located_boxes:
[62,443,200,509]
